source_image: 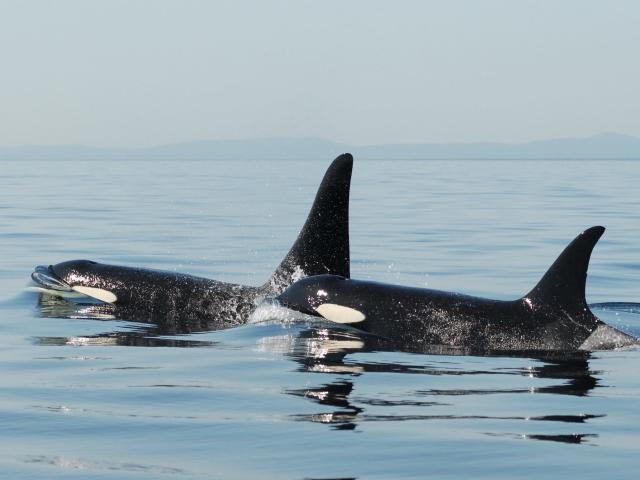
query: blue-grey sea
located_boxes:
[1,158,639,479]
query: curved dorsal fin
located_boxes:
[523,226,605,310]
[266,153,352,294]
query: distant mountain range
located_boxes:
[1,132,640,160]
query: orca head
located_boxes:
[277,274,367,325]
[32,260,121,303]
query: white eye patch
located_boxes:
[315,303,365,324]
[71,286,118,303]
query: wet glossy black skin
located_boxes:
[277,227,637,352]
[32,153,353,328]
[278,274,602,351]
[39,261,260,326]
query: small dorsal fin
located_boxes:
[266,154,352,294]
[523,226,605,311]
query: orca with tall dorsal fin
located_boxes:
[30,154,353,327]
[277,226,638,351]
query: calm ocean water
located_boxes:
[1,159,639,479]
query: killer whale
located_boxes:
[31,154,353,326]
[277,226,638,352]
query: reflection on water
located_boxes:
[32,292,606,444]
[275,327,603,442]
[35,294,222,347]
[34,333,215,348]
[25,455,190,476]
[35,293,233,335]
[484,432,598,444]
[287,381,362,431]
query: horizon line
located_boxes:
[1,131,639,151]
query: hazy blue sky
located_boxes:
[1,0,639,147]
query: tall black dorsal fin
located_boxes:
[266,153,352,294]
[523,226,605,310]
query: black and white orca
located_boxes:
[277,226,638,352]
[31,154,353,327]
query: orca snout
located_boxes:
[277,274,343,316]
[277,282,321,317]
[31,264,72,291]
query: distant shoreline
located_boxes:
[2,132,640,161]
